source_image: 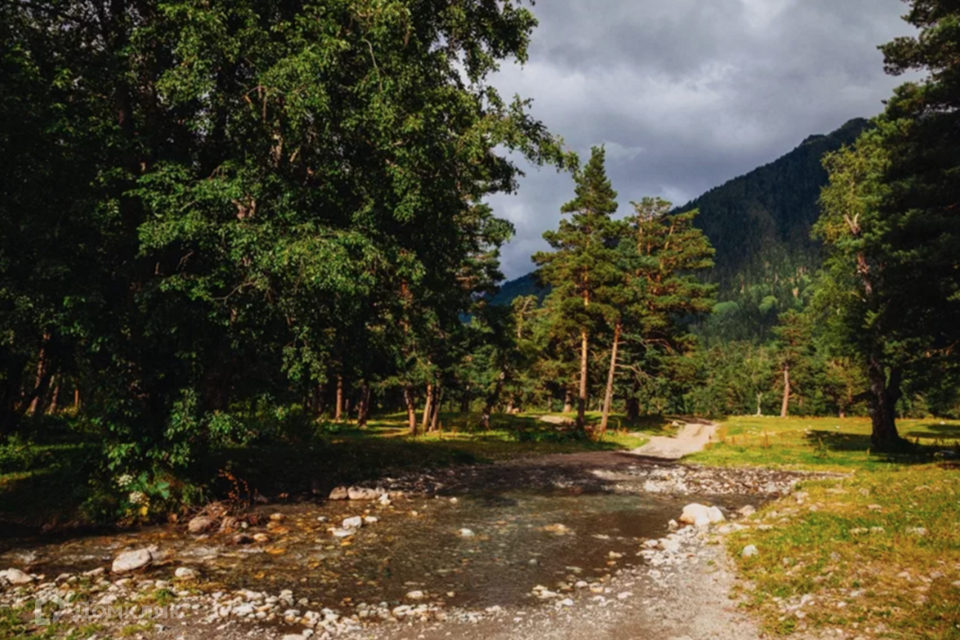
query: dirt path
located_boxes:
[629,419,718,460]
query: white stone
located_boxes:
[405,590,425,600]
[363,516,379,525]
[679,504,725,528]
[112,549,153,574]
[329,486,349,500]
[0,568,34,585]
[187,515,217,534]
[342,516,363,530]
[459,528,475,538]
[331,528,355,538]
[742,545,759,558]
[174,567,197,580]
[348,487,382,501]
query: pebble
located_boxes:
[0,568,34,585]
[742,545,759,558]
[459,528,475,538]
[112,548,153,574]
[174,567,198,580]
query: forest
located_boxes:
[2,0,960,521]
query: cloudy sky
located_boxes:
[487,0,917,279]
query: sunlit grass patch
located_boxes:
[728,466,960,639]
[688,416,960,472]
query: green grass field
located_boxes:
[689,416,960,471]
[701,416,960,639]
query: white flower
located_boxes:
[116,474,134,488]
[128,491,148,505]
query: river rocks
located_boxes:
[738,505,757,517]
[542,523,571,535]
[328,486,385,501]
[679,504,725,528]
[187,515,217,534]
[269,513,285,522]
[112,548,155,574]
[331,528,355,538]
[350,486,384,501]
[342,516,363,530]
[232,533,255,545]
[363,516,379,525]
[405,590,425,599]
[0,568,34,585]
[458,528,476,538]
[742,545,759,558]
[253,533,271,544]
[174,567,198,580]
[329,486,349,500]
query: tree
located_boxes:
[2,0,568,476]
[814,0,960,450]
[772,310,813,418]
[611,200,715,430]
[534,147,620,432]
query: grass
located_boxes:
[727,466,960,639]
[688,416,960,472]
[693,416,960,639]
[0,411,657,528]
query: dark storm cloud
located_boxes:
[488,0,918,278]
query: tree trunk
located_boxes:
[756,393,763,417]
[599,322,621,438]
[780,363,791,418]
[47,379,60,415]
[28,343,48,416]
[430,386,443,432]
[460,392,471,414]
[357,383,371,428]
[481,372,505,430]
[403,386,417,435]
[577,328,589,431]
[867,358,903,451]
[334,375,344,421]
[74,389,80,411]
[421,382,434,431]
[563,388,573,414]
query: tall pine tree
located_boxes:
[534,147,620,432]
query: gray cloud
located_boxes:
[488,0,917,278]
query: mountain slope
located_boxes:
[680,118,870,283]
[494,118,870,309]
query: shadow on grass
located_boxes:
[204,427,628,501]
[0,412,636,533]
[805,430,957,465]
[905,422,960,439]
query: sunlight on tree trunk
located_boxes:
[599,322,621,437]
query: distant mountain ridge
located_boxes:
[680,117,870,283]
[492,118,870,306]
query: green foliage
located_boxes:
[0,0,568,480]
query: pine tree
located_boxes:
[610,199,715,431]
[534,147,621,432]
[814,0,960,450]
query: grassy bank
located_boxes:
[697,416,960,639]
[0,412,655,529]
[689,416,960,471]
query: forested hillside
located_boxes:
[496,119,871,342]
[683,118,870,284]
